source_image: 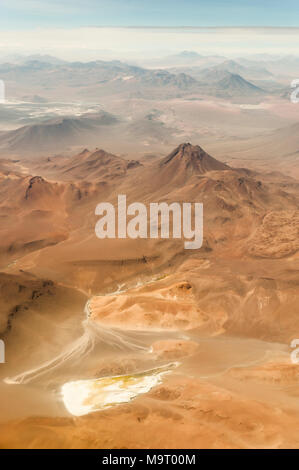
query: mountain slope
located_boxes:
[160,142,230,174]
[0,112,118,153]
[216,73,265,96]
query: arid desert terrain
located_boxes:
[0,50,298,449]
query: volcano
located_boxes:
[156,143,230,186]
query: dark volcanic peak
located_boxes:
[79,148,90,156]
[217,73,264,94]
[161,143,230,174]
[28,175,46,186]
[25,175,49,199]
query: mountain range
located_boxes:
[0,56,276,102]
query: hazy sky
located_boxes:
[0,1,298,61]
[0,26,298,61]
[0,0,298,28]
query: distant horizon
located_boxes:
[0,26,298,62]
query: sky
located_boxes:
[0,0,299,29]
[0,26,299,61]
[0,1,298,60]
